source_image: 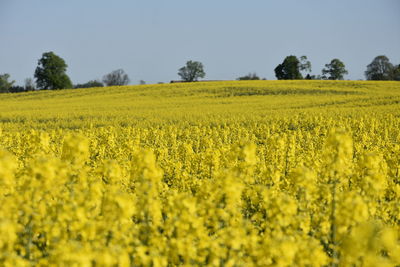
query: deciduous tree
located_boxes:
[391,64,400,81]
[74,80,104,89]
[237,73,260,80]
[365,55,393,81]
[178,60,205,82]
[275,55,310,80]
[322,59,348,80]
[0,73,15,93]
[34,52,73,90]
[103,69,130,86]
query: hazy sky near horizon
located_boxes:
[1,0,399,85]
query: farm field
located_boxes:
[0,80,400,266]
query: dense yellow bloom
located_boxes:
[0,80,399,266]
[0,149,17,192]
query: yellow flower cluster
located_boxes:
[0,80,399,266]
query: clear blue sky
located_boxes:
[1,0,399,85]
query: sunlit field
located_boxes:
[0,80,399,266]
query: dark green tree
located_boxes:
[102,69,130,86]
[178,60,205,82]
[237,73,260,80]
[365,55,394,81]
[34,52,73,90]
[275,55,310,80]
[9,86,26,93]
[74,80,104,89]
[0,73,15,93]
[391,64,400,81]
[322,59,348,80]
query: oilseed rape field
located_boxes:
[0,80,399,266]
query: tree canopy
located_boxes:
[75,80,104,89]
[275,55,311,80]
[34,52,73,90]
[237,73,260,80]
[365,55,394,81]
[0,73,15,93]
[322,59,348,80]
[178,61,206,82]
[392,65,400,81]
[103,69,130,86]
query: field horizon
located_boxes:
[1,80,399,130]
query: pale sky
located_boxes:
[1,0,399,85]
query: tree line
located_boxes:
[272,55,400,81]
[0,52,132,93]
[1,52,399,93]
